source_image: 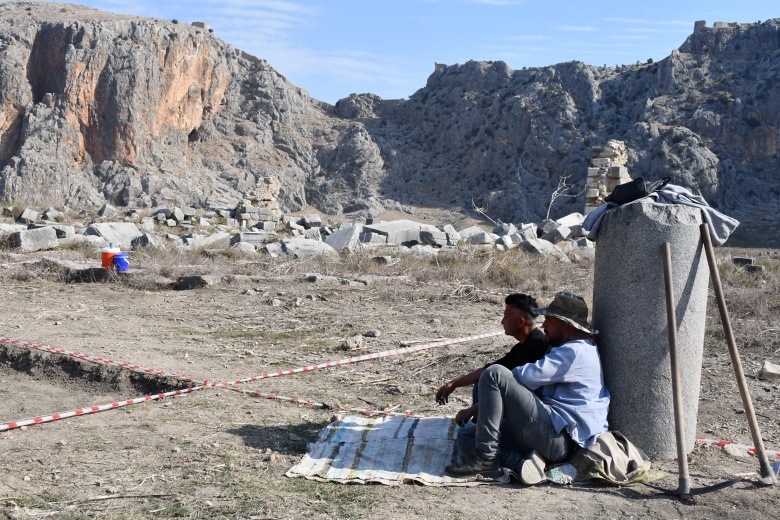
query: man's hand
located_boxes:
[454,405,477,427]
[435,381,455,405]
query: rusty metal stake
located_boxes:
[700,223,777,486]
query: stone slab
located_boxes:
[493,222,518,236]
[302,214,323,229]
[362,219,441,246]
[732,256,754,266]
[0,223,28,234]
[518,238,569,261]
[83,222,142,249]
[538,219,559,235]
[556,212,585,228]
[420,229,448,247]
[279,237,337,259]
[131,233,165,249]
[759,360,780,381]
[457,225,485,240]
[17,208,38,223]
[439,224,461,245]
[230,231,278,246]
[57,235,108,249]
[541,225,571,244]
[325,224,363,251]
[11,227,58,252]
[465,232,496,245]
[185,231,232,249]
[27,224,75,239]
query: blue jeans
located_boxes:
[458,365,575,464]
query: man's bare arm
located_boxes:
[435,367,485,405]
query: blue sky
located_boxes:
[35,0,779,104]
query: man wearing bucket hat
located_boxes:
[445,292,610,484]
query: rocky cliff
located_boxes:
[1,1,779,224]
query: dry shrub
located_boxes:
[714,250,780,323]
[295,246,596,306]
[0,234,14,252]
[131,246,212,279]
[55,239,98,257]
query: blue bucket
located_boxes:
[113,252,130,272]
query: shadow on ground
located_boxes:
[229,420,331,455]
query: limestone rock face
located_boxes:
[0,3,235,207]
[0,1,379,214]
[0,3,778,225]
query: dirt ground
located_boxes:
[0,248,779,519]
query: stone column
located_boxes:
[591,201,709,459]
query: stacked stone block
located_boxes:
[235,177,283,230]
[584,140,632,215]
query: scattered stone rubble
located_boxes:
[1,176,597,263]
[759,361,780,381]
[1,207,595,264]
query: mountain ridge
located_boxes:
[0,1,778,226]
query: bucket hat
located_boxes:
[532,292,598,334]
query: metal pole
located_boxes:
[700,223,777,485]
[662,242,692,497]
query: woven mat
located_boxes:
[286,414,484,486]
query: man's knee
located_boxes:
[482,364,512,382]
[481,364,536,403]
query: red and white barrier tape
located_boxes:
[695,435,780,457]
[727,317,773,326]
[0,330,502,431]
[1,258,102,268]
[0,386,202,432]
[210,330,504,387]
[1,330,502,390]
[0,337,198,383]
[397,277,774,326]
[337,271,777,326]
[0,260,40,269]
[395,275,775,326]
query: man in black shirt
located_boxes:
[435,293,549,464]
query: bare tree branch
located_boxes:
[471,198,500,226]
[546,175,586,220]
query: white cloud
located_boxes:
[234,41,413,89]
[507,35,551,41]
[556,25,598,32]
[608,34,652,41]
[606,17,691,26]
[623,27,691,34]
[482,44,547,53]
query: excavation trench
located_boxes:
[0,342,194,427]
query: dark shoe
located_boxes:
[497,449,525,474]
[445,450,500,478]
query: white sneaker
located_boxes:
[520,450,547,485]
